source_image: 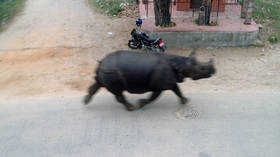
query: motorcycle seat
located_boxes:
[145,37,160,43]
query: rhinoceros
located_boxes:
[84,50,215,111]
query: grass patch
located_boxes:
[253,0,280,43]
[89,0,136,15]
[0,0,25,27]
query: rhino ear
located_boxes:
[189,49,196,58]
[209,58,214,64]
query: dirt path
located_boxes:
[0,0,135,98]
[0,0,280,99]
[0,0,134,51]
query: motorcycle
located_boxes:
[128,18,166,53]
[128,29,166,53]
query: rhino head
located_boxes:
[187,51,216,80]
[169,50,216,81]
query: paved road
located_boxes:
[1,92,279,157]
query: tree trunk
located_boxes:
[153,0,171,26]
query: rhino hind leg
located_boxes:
[84,82,101,105]
[138,91,162,109]
[115,94,137,111]
[172,85,189,104]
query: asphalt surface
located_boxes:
[0,92,279,157]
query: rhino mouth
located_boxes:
[191,74,212,80]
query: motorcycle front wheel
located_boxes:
[128,40,140,49]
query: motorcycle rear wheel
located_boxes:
[160,45,167,53]
[151,45,166,53]
[128,40,140,49]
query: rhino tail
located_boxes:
[84,82,101,105]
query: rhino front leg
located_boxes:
[138,91,162,109]
[115,94,137,111]
[172,84,189,104]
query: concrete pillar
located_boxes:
[244,0,254,25]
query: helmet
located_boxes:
[136,18,142,26]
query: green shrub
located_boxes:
[268,34,278,43]
[0,0,25,26]
[90,0,135,15]
[253,0,280,43]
